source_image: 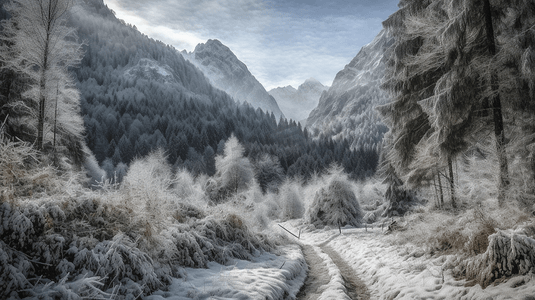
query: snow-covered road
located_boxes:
[147,221,535,299]
[290,222,535,300]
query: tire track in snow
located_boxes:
[321,244,370,300]
[296,244,331,300]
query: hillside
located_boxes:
[307,29,393,152]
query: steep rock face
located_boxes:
[306,29,394,151]
[269,78,328,124]
[183,40,284,119]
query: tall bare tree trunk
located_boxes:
[448,155,456,208]
[436,165,444,207]
[483,0,509,206]
[37,3,53,150]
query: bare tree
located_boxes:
[0,0,83,150]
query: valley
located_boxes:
[1,0,535,299]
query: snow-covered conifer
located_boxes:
[307,165,362,228]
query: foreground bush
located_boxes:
[0,196,274,299]
[462,227,535,288]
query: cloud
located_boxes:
[104,0,398,90]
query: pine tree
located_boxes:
[378,0,434,179]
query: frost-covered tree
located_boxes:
[254,153,284,194]
[210,134,254,201]
[381,0,535,206]
[278,179,304,221]
[0,0,83,150]
[378,0,435,179]
[307,166,362,228]
[412,0,511,205]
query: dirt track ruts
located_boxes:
[296,242,370,300]
[296,244,331,300]
[321,244,370,300]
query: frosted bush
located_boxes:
[463,228,535,288]
[174,168,198,199]
[0,198,172,298]
[254,154,285,194]
[209,135,255,203]
[0,147,278,298]
[306,167,363,228]
[119,149,177,236]
[0,128,79,199]
[261,194,282,220]
[25,275,107,300]
[279,180,304,221]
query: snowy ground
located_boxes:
[147,219,535,300]
[288,220,535,300]
[147,244,306,300]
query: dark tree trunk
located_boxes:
[436,166,444,207]
[448,155,456,208]
[483,0,509,206]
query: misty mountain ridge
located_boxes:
[182,39,284,119]
[307,28,394,152]
[269,78,328,124]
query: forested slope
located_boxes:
[70,0,378,181]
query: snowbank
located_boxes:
[147,244,306,300]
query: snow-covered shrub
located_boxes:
[161,213,274,268]
[0,198,173,299]
[279,180,304,221]
[174,168,207,211]
[463,227,535,288]
[362,210,379,224]
[306,166,363,228]
[120,149,176,236]
[83,146,106,186]
[257,194,281,221]
[0,129,64,199]
[68,233,164,294]
[172,202,205,223]
[209,135,255,203]
[25,275,107,300]
[174,168,197,199]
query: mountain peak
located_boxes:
[185,40,284,119]
[196,39,227,52]
[304,77,321,84]
[269,78,328,123]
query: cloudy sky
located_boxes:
[104,0,399,90]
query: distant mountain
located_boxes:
[61,0,374,180]
[182,40,284,119]
[269,78,328,124]
[307,29,394,152]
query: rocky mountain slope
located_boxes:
[182,40,284,119]
[306,29,394,151]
